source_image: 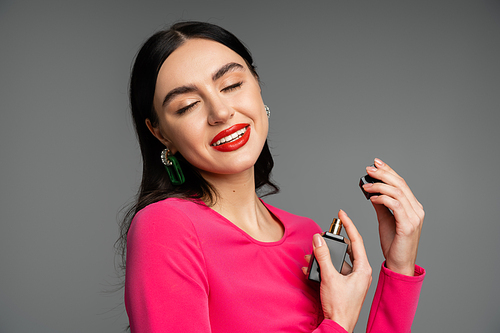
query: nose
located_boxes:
[207,96,234,125]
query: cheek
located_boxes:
[164,120,205,152]
[236,90,265,121]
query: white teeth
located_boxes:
[212,127,248,146]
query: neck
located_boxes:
[199,167,283,242]
[201,167,259,216]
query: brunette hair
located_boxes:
[117,21,279,268]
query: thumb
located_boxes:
[313,234,338,280]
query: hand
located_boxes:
[362,158,425,276]
[303,210,372,333]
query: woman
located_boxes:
[120,21,425,333]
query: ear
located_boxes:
[145,119,178,154]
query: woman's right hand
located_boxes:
[305,210,372,333]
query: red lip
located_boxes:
[210,123,248,145]
[210,123,251,152]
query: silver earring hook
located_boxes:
[265,105,270,118]
[161,148,173,166]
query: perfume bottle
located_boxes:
[308,218,348,283]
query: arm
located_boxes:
[367,263,425,332]
[125,205,210,332]
[362,158,426,332]
[311,262,425,333]
[309,159,425,332]
[362,158,425,276]
[309,262,425,333]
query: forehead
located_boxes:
[156,38,247,90]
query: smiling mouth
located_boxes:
[211,126,249,147]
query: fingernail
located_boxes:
[313,234,323,248]
[363,183,373,188]
[374,158,384,166]
[367,166,377,172]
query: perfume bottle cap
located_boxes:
[329,218,343,235]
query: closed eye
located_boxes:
[176,101,199,115]
[221,81,243,92]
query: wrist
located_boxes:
[330,311,358,333]
[385,261,414,276]
[330,318,354,333]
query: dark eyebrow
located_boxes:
[162,85,197,107]
[162,63,244,107]
[212,62,244,82]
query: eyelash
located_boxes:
[176,101,199,115]
[175,82,243,114]
[222,81,243,92]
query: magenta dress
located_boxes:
[125,198,425,332]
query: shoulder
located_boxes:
[128,198,206,244]
[134,197,204,220]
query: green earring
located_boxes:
[161,148,185,185]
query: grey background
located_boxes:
[1,0,499,332]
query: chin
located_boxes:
[199,157,258,177]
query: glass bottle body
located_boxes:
[307,232,347,283]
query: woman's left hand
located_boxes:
[362,158,425,276]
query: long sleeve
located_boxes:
[312,263,425,333]
[125,205,210,332]
[366,263,425,332]
[313,320,349,333]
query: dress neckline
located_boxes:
[197,198,288,246]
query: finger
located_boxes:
[374,158,399,177]
[367,181,415,219]
[374,158,422,208]
[304,254,311,264]
[366,163,405,193]
[338,210,370,270]
[367,160,422,214]
[341,261,353,275]
[344,237,352,257]
[365,179,424,229]
[370,195,421,235]
[369,197,395,223]
[342,237,355,267]
[371,200,396,251]
[312,233,339,280]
